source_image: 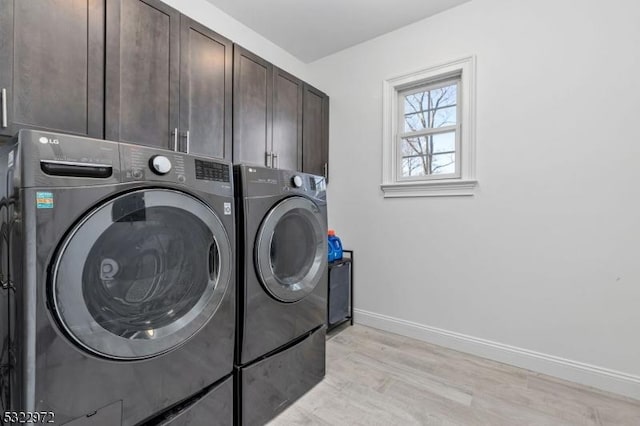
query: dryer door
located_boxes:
[255,196,326,302]
[51,189,232,360]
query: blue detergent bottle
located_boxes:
[327,229,343,262]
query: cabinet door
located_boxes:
[179,16,232,160]
[0,0,104,138]
[302,84,329,180]
[272,68,303,171]
[105,0,180,149]
[233,45,272,167]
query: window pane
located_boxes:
[430,84,457,108]
[401,156,426,177]
[404,92,428,113]
[401,133,455,156]
[404,112,427,132]
[432,106,456,127]
[432,153,456,174]
[432,131,456,153]
[400,137,428,156]
[400,133,457,177]
[403,91,429,133]
[403,82,458,132]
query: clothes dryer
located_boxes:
[234,165,327,425]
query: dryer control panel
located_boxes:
[282,170,326,197]
[238,165,325,201]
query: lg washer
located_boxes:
[0,130,235,425]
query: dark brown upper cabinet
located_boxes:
[105,0,180,150]
[302,84,329,180]
[232,45,273,167]
[105,0,231,160]
[0,0,105,138]
[233,45,304,170]
[180,16,232,160]
[272,67,303,171]
[0,2,324,171]
[234,46,323,174]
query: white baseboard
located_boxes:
[354,308,640,401]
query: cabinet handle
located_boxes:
[265,152,273,168]
[273,153,278,169]
[185,130,190,153]
[1,88,7,128]
[323,162,328,179]
[173,128,178,151]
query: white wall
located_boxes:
[161,0,312,81]
[310,0,640,397]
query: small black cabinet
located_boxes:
[328,251,353,330]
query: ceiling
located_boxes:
[205,0,472,63]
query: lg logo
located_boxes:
[38,137,59,145]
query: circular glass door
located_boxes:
[255,196,326,302]
[51,189,232,360]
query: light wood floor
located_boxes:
[269,325,640,425]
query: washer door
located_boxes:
[51,189,232,360]
[255,196,326,302]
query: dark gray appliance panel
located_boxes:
[63,400,122,426]
[239,326,326,426]
[160,375,233,426]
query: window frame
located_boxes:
[382,56,477,198]
[396,77,462,181]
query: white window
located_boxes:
[399,79,460,179]
[382,56,477,197]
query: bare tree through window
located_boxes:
[399,81,459,177]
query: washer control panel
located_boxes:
[119,143,232,195]
[120,145,186,184]
[150,155,172,175]
[195,159,230,183]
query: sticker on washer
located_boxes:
[36,191,54,209]
[223,202,232,215]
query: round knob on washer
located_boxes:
[292,175,303,188]
[150,155,172,175]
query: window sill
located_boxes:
[380,179,478,198]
